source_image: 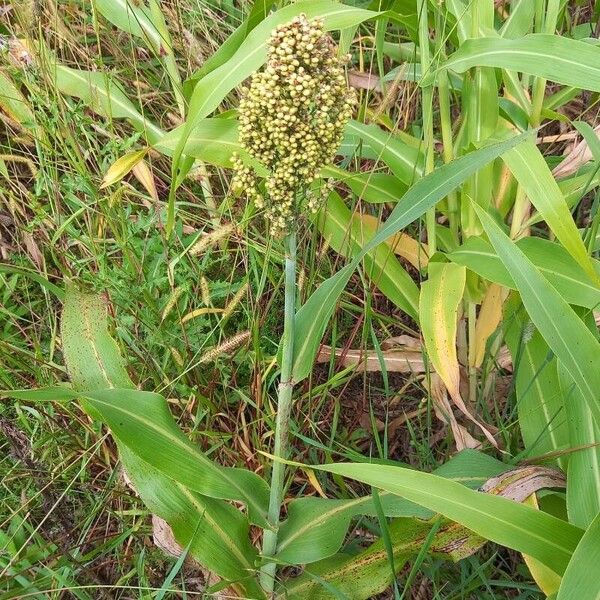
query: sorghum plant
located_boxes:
[232,15,355,592]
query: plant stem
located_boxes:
[417,0,436,253]
[260,230,297,595]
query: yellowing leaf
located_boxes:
[473,283,508,368]
[132,158,158,202]
[101,149,148,189]
[419,263,496,446]
[522,495,562,596]
[419,262,466,403]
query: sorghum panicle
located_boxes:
[232,14,355,236]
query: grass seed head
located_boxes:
[232,14,355,236]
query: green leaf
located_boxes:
[344,120,423,185]
[323,167,406,204]
[316,192,419,320]
[430,34,600,93]
[502,140,598,281]
[54,65,163,144]
[61,287,134,391]
[559,340,600,529]
[120,445,264,599]
[308,461,582,576]
[82,388,270,527]
[557,512,600,600]
[155,118,250,169]
[279,517,482,600]
[448,236,600,309]
[276,449,506,565]
[504,300,569,469]
[473,204,600,429]
[59,289,265,594]
[184,0,277,87]
[291,132,530,383]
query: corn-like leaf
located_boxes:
[504,300,568,469]
[448,236,600,309]
[57,288,265,594]
[557,512,600,600]
[275,449,506,565]
[559,358,600,530]
[430,35,600,92]
[54,65,163,144]
[316,192,419,320]
[502,140,598,282]
[80,388,270,527]
[308,461,582,576]
[474,204,600,429]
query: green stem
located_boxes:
[417,0,436,253]
[435,9,458,244]
[260,231,297,595]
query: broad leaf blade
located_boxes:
[54,65,163,144]
[431,34,600,93]
[474,205,600,429]
[557,512,600,600]
[82,388,270,527]
[448,237,600,309]
[502,140,597,281]
[310,461,582,575]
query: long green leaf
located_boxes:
[84,388,270,527]
[559,358,600,529]
[279,517,483,599]
[502,140,598,281]
[120,445,264,598]
[430,34,600,93]
[448,236,600,309]
[344,120,423,185]
[308,462,582,575]
[59,289,265,594]
[504,301,568,468]
[291,132,530,383]
[54,65,163,144]
[557,512,600,600]
[473,204,600,428]
[276,449,506,564]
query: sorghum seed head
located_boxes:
[233,14,355,236]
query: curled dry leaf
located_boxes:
[347,70,382,92]
[552,125,600,178]
[424,373,481,451]
[316,344,425,373]
[480,465,566,501]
